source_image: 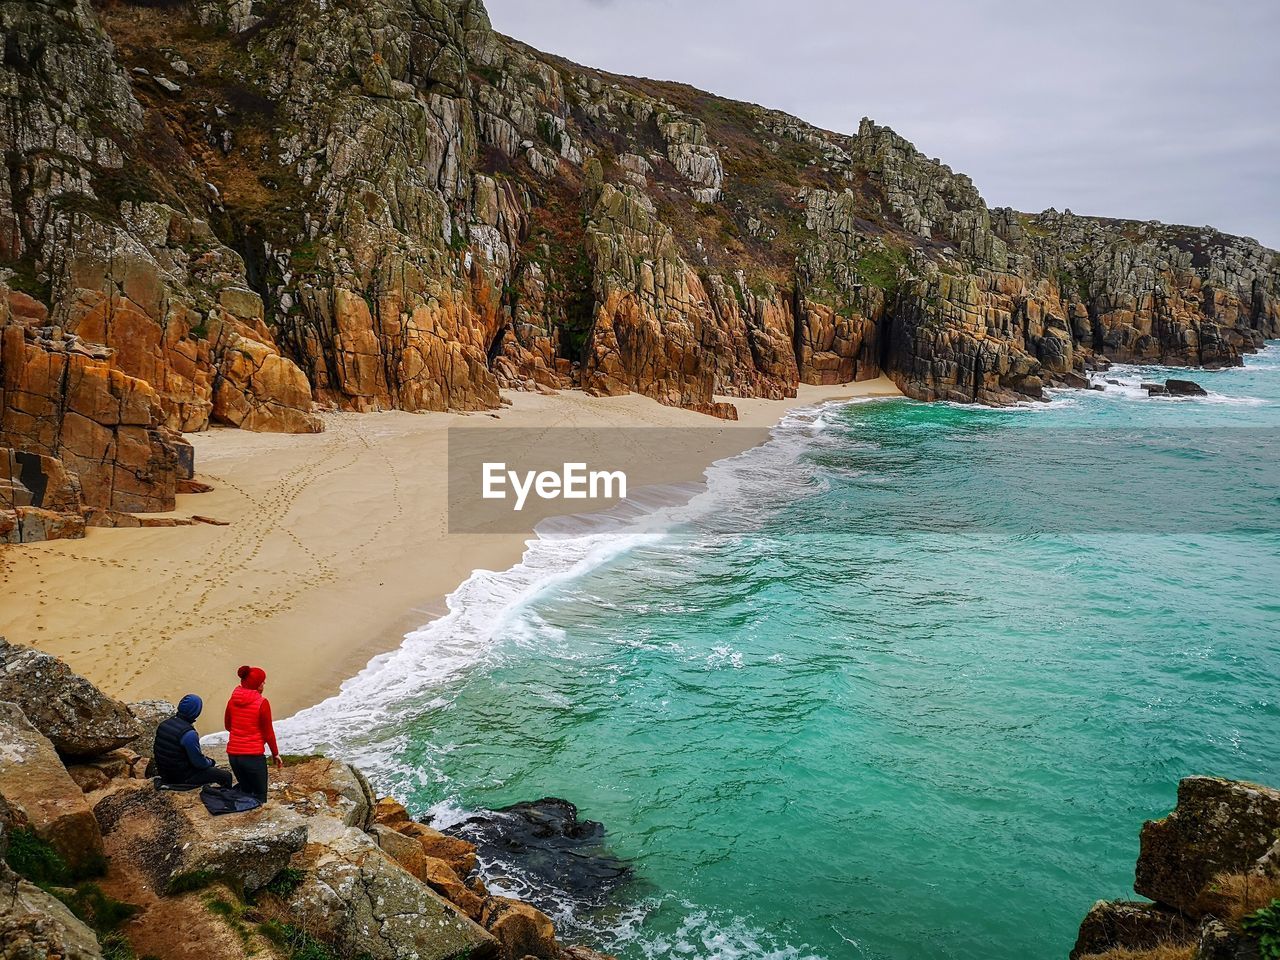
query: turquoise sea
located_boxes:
[284,344,1280,960]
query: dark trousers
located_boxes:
[190,765,234,788]
[164,765,233,789]
[229,754,269,802]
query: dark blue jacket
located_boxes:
[154,695,215,783]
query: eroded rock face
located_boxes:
[0,856,104,960]
[285,824,497,960]
[275,755,376,832]
[64,748,149,794]
[94,785,308,895]
[0,442,88,542]
[3,0,1279,514]
[582,185,724,414]
[0,323,184,515]
[0,639,141,757]
[0,0,321,445]
[1070,900,1194,959]
[0,702,105,873]
[480,896,560,960]
[1135,776,1280,917]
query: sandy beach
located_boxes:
[0,379,899,719]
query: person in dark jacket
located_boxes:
[153,694,233,789]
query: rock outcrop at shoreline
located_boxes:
[455,798,633,913]
[1073,776,1280,960]
[0,637,615,960]
[2,0,1278,522]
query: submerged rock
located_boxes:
[454,798,632,911]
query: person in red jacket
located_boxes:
[224,665,281,802]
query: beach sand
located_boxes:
[0,378,900,719]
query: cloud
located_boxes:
[484,0,1280,247]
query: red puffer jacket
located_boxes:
[224,685,279,757]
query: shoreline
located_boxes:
[0,378,901,720]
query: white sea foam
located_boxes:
[588,897,829,960]
[1082,367,1267,406]
[278,396,896,762]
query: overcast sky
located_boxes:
[485,0,1279,249]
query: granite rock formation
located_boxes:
[0,638,141,757]
[1073,776,1280,960]
[2,0,1277,518]
[0,700,106,874]
[0,840,105,960]
[0,644,617,960]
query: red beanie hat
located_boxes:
[237,665,267,690]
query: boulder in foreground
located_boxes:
[284,821,497,960]
[0,638,140,757]
[1070,900,1194,959]
[94,785,307,896]
[1136,776,1280,916]
[0,849,103,960]
[0,701,105,873]
[481,896,560,960]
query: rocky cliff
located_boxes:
[3,0,1278,535]
[1073,776,1280,960]
[0,636,615,960]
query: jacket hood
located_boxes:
[229,685,262,706]
[177,694,203,721]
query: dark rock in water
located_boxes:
[1142,382,1170,396]
[1166,378,1208,396]
[1056,370,1090,389]
[1106,379,1122,386]
[1088,384,1105,391]
[453,798,632,911]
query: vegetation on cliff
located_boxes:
[2,0,1278,534]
